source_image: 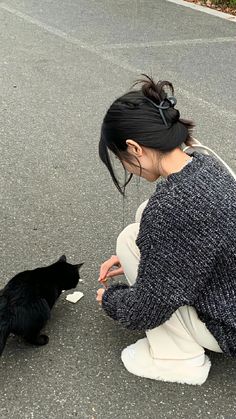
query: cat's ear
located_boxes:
[76,262,84,270]
[59,255,67,263]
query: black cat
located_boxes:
[0,255,83,355]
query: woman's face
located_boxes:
[122,158,159,182]
[115,140,190,183]
[120,140,161,182]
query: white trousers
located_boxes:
[116,201,222,360]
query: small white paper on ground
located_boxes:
[66,291,84,303]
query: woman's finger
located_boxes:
[98,265,123,282]
[99,259,114,277]
[99,263,112,281]
[106,267,124,278]
[98,267,124,285]
[99,256,120,280]
[96,288,105,304]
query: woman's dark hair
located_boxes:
[99,74,194,194]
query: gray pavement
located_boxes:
[0,1,236,418]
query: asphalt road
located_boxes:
[0,1,236,418]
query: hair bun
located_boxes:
[133,74,174,104]
[133,74,182,126]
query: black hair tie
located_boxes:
[145,96,177,127]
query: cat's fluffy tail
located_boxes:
[0,294,11,356]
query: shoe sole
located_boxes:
[121,350,211,385]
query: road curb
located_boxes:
[166,0,236,22]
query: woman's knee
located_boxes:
[135,200,149,223]
[116,223,140,258]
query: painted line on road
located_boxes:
[0,3,97,52]
[166,0,236,22]
[0,2,141,75]
[0,2,235,122]
[99,37,236,50]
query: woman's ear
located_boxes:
[126,139,143,157]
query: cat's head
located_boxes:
[56,254,83,290]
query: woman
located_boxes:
[96,75,236,385]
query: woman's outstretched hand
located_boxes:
[97,255,124,305]
[98,255,124,285]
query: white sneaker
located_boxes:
[121,338,211,385]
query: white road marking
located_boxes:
[0,2,235,121]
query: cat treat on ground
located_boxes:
[66,291,84,303]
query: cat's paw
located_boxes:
[37,334,49,345]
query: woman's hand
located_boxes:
[96,288,105,305]
[98,255,124,285]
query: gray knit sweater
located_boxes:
[102,153,236,357]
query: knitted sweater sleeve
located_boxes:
[101,185,219,331]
